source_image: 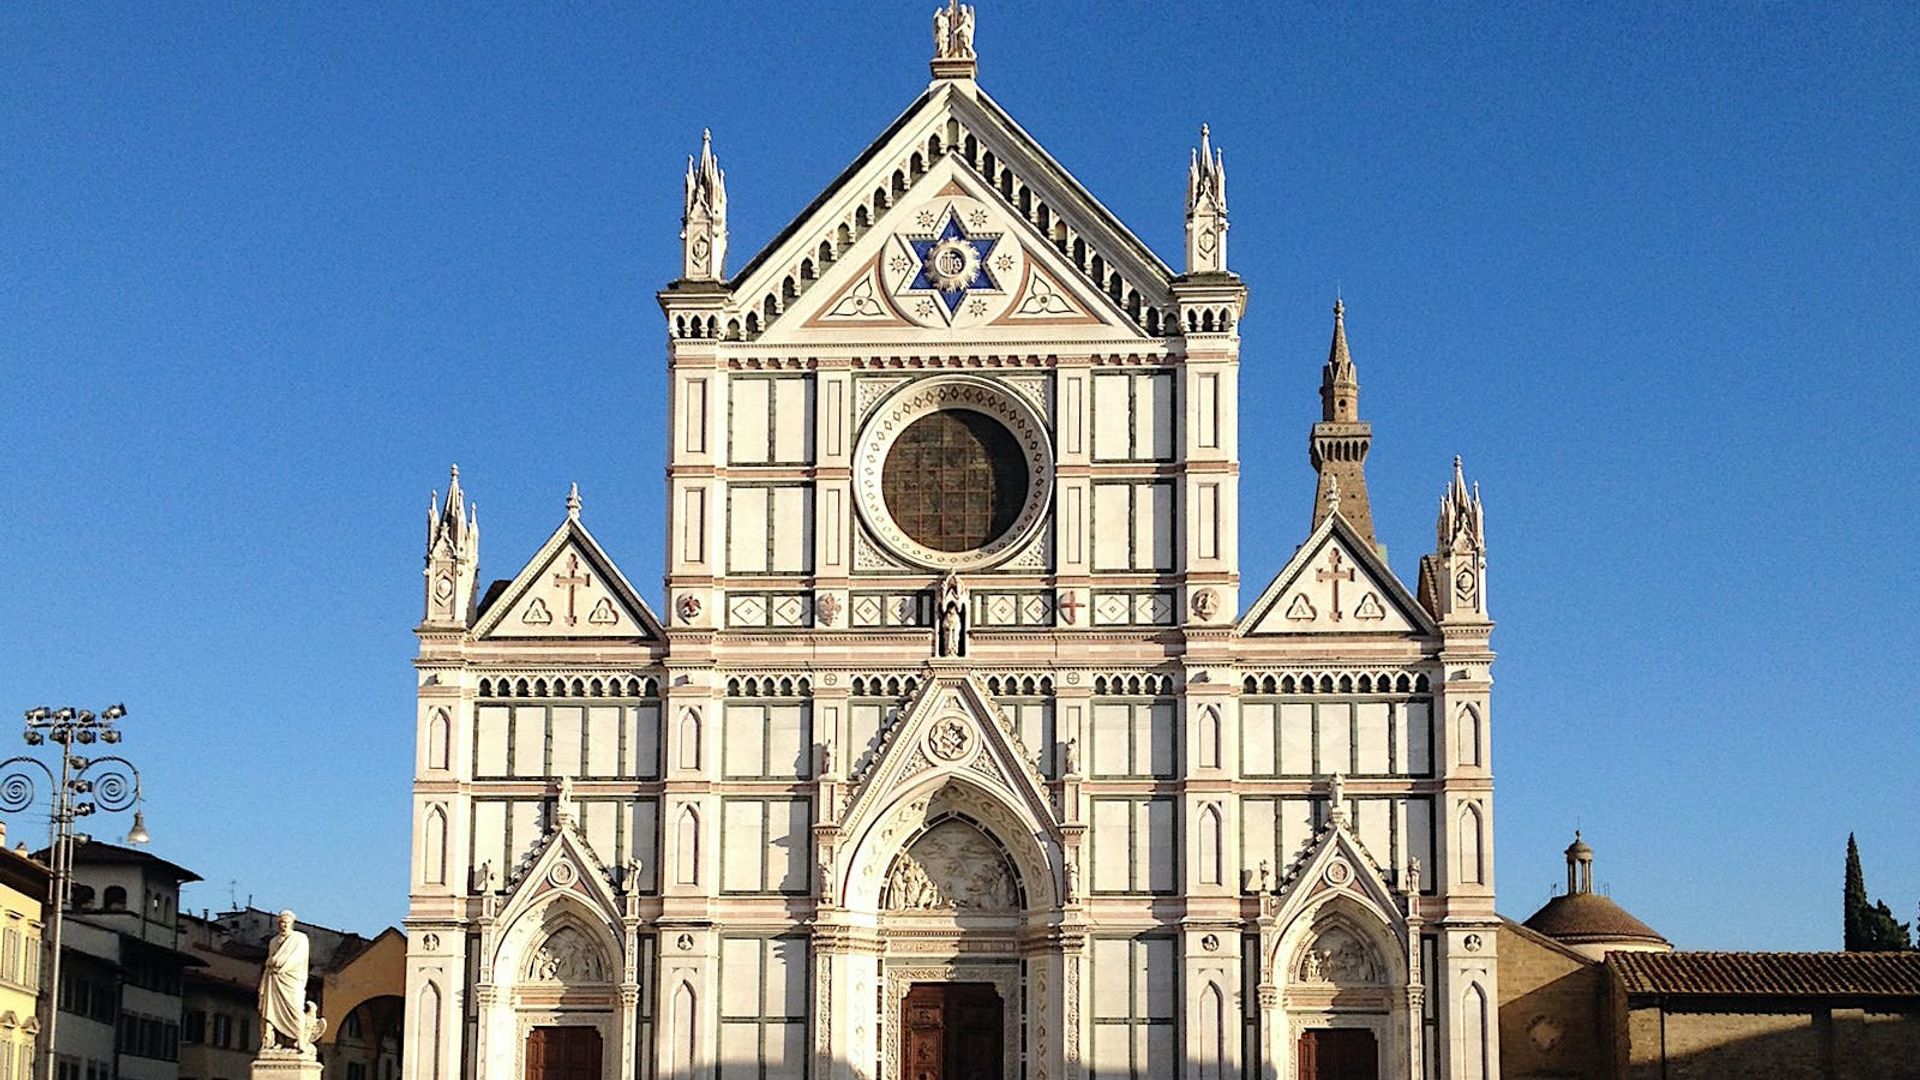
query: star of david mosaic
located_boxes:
[905,207,1001,315]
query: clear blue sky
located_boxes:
[3,4,1915,947]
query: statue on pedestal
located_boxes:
[259,910,326,1058]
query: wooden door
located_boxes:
[525,1026,602,1080]
[902,982,1003,1080]
[1298,1027,1377,1080]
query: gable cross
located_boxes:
[1317,548,1356,622]
[553,553,593,626]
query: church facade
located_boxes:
[402,9,1499,1080]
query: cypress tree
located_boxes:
[1845,833,1915,951]
[1846,833,1870,950]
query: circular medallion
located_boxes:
[921,237,983,292]
[925,717,974,762]
[1200,933,1220,953]
[421,933,440,952]
[1325,859,1354,887]
[854,376,1054,570]
[1463,932,1484,953]
[676,933,695,952]
[548,861,578,888]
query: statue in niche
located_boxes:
[885,820,1018,912]
[936,573,966,657]
[528,925,608,983]
[471,860,495,894]
[259,910,326,1056]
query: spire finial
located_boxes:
[1184,123,1229,272]
[681,129,728,281]
[566,482,582,519]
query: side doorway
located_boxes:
[903,982,1003,1080]
[525,1026,602,1080]
[1297,1027,1377,1080]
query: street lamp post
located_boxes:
[5,705,148,1080]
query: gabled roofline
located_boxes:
[1238,509,1438,636]
[727,89,935,288]
[969,88,1174,281]
[718,79,1175,311]
[469,513,664,641]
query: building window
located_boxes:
[1092,371,1175,462]
[212,1013,232,1049]
[1089,798,1174,894]
[721,703,812,779]
[1090,482,1174,571]
[881,408,1028,552]
[725,485,814,574]
[719,799,810,894]
[183,1010,205,1045]
[1090,935,1176,1079]
[717,936,807,1080]
[1088,700,1175,778]
[1239,699,1432,778]
[103,886,126,910]
[996,697,1056,779]
[728,375,814,466]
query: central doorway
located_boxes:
[903,982,1004,1080]
[525,1026,601,1080]
[1297,1028,1377,1080]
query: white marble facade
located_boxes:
[403,10,1499,1080]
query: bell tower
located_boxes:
[1309,300,1378,549]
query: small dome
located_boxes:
[1524,892,1669,949]
[1566,831,1593,860]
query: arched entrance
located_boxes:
[833,773,1066,1080]
[480,899,624,1080]
[1268,897,1409,1080]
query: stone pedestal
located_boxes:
[252,1051,322,1080]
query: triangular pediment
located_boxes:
[473,515,663,641]
[839,671,1057,842]
[494,811,625,932]
[727,82,1175,344]
[1267,811,1407,942]
[1241,512,1436,637]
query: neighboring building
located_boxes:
[318,929,404,1080]
[1498,836,1920,1079]
[1606,951,1920,1079]
[179,910,403,1080]
[404,8,1501,1080]
[178,915,257,1080]
[1521,834,1671,964]
[0,825,48,1080]
[49,841,199,1080]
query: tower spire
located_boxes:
[1184,123,1229,274]
[1309,300,1377,548]
[423,463,480,628]
[680,129,728,282]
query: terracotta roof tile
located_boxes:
[1608,951,1920,997]
[1523,893,1668,945]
